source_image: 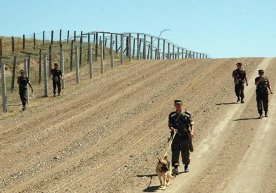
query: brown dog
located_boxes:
[156,155,174,189]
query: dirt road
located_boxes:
[0,57,275,193]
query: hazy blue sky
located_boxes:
[1,0,275,58]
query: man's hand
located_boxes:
[170,128,177,133]
[246,83,248,86]
[271,91,273,94]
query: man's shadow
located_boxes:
[233,117,260,121]
[216,102,238,105]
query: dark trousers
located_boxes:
[256,92,268,114]
[171,138,190,168]
[19,90,27,107]
[235,83,244,99]
[53,80,61,94]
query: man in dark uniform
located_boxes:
[168,99,194,175]
[255,70,273,118]
[17,70,33,111]
[51,63,63,97]
[232,62,248,103]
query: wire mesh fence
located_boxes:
[0,30,208,113]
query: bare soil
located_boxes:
[0,57,275,193]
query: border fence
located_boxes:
[0,30,208,113]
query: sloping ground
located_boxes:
[0,57,275,193]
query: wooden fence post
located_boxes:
[1,61,7,112]
[74,31,76,42]
[11,37,15,53]
[43,31,45,45]
[11,56,17,92]
[51,30,54,44]
[38,49,42,84]
[102,32,105,60]
[128,33,132,61]
[110,33,114,68]
[75,46,80,83]
[137,33,140,60]
[181,49,184,59]
[101,39,104,74]
[167,43,170,59]
[33,33,36,49]
[143,34,146,59]
[67,30,69,43]
[150,36,153,59]
[157,38,160,59]
[59,29,62,45]
[88,41,93,79]
[120,33,124,65]
[48,44,52,77]
[95,32,98,61]
[172,45,175,59]
[0,39,2,57]
[132,38,136,59]
[163,39,165,59]
[23,34,25,50]
[177,47,180,59]
[115,34,118,53]
[70,40,73,71]
[80,31,83,65]
[60,44,65,89]
[43,54,48,97]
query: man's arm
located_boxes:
[28,81,34,92]
[255,77,263,85]
[267,79,273,94]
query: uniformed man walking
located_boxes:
[255,70,273,118]
[232,62,248,103]
[17,70,33,111]
[51,63,63,97]
[168,99,194,175]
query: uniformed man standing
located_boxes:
[232,62,248,103]
[168,100,194,175]
[51,63,63,97]
[255,70,273,118]
[17,70,33,111]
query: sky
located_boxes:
[1,0,276,58]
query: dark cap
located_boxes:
[236,62,243,66]
[174,99,182,105]
[258,69,264,73]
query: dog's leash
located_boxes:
[164,131,176,157]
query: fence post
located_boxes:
[128,33,132,61]
[24,57,29,103]
[167,43,170,59]
[67,30,69,43]
[172,45,175,59]
[1,61,7,112]
[88,41,93,79]
[51,30,54,44]
[48,44,52,77]
[120,33,124,65]
[43,31,45,45]
[43,54,48,97]
[59,29,62,45]
[23,34,25,50]
[115,34,118,53]
[157,38,160,59]
[74,31,76,42]
[102,32,105,60]
[143,34,146,59]
[87,33,90,63]
[101,39,104,74]
[95,32,98,61]
[33,33,36,49]
[132,38,136,59]
[150,36,153,59]
[38,49,42,84]
[177,47,180,59]
[70,40,73,71]
[11,37,15,53]
[163,39,165,59]
[110,33,114,68]
[0,39,2,57]
[80,31,83,65]
[11,56,17,92]
[137,33,140,60]
[60,44,65,89]
[75,46,80,83]
[181,49,184,59]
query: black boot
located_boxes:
[265,111,268,117]
[184,165,189,173]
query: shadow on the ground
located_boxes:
[216,102,238,105]
[233,117,260,121]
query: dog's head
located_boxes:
[157,155,170,173]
